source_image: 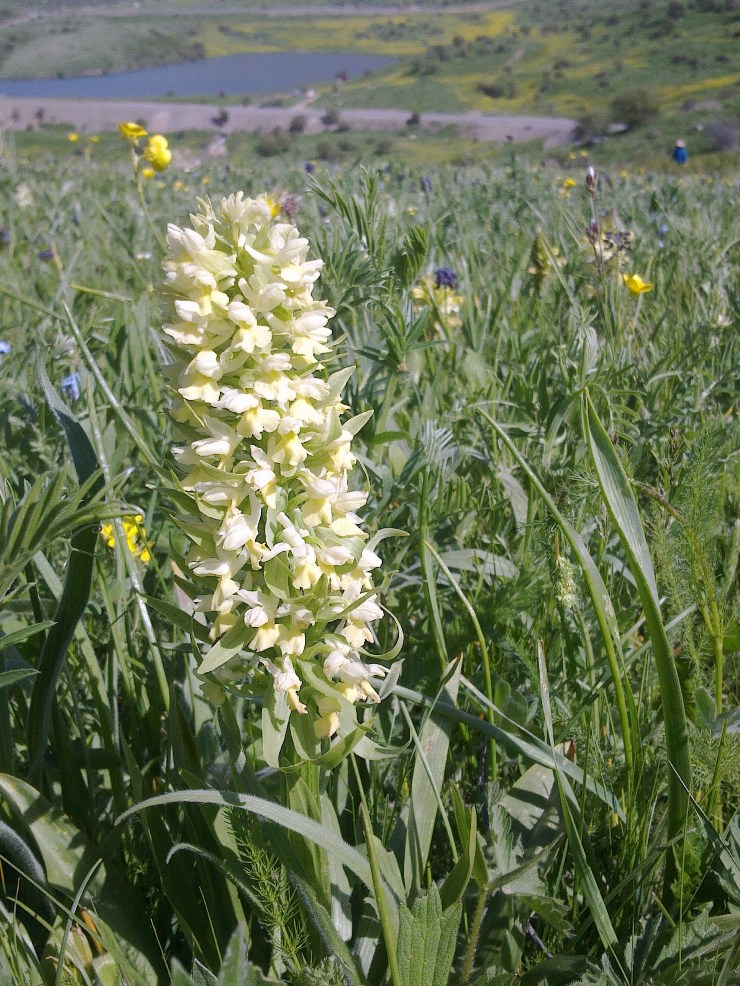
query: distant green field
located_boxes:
[0,0,738,165]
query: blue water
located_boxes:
[0,51,396,99]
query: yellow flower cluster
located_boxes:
[162,193,389,740]
[100,516,152,563]
[118,122,172,175]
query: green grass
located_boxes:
[0,132,738,983]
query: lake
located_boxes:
[0,51,396,100]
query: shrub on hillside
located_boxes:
[321,108,341,129]
[610,87,659,128]
[255,128,290,157]
[289,114,307,134]
[478,82,505,99]
[707,119,737,151]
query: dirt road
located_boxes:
[0,96,576,146]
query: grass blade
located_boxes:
[582,391,690,843]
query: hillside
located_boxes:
[0,0,737,164]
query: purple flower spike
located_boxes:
[61,373,81,402]
[434,267,457,290]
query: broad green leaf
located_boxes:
[390,658,462,896]
[320,793,353,941]
[396,885,462,986]
[198,623,250,675]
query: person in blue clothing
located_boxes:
[672,139,688,164]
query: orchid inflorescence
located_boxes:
[162,193,392,744]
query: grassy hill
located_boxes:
[0,0,737,166]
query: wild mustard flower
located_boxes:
[141,166,156,180]
[143,134,172,172]
[100,516,152,563]
[161,193,389,740]
[67,132,79,143]
[118,122,148,141]
[622,272,653,295]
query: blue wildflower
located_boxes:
[304,161,315,174]
[434,267,457,290]
[61,373,81,402]
[658,224,669,235]
[0,341,10,361]
[420,177,432,193]
[0,228,10,246]
[37,247,54,261]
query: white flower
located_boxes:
[162,192,391,735]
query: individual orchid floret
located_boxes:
[161,193,393,755]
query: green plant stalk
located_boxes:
[360,803,401,986]
[461,882,488,985]
[706,721,727,836]
[710,598,723,715]
[377,369,398,435]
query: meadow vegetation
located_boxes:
[0,124,737,985]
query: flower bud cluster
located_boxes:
[162,193,387,738]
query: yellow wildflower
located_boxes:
[99,515,152,563]
[141,166,156,180]
[622,273,653,295]
[266,195,281,218]
[142,134,172,172]
[118,122,148,141]
[89,134,100,144]
[67,132,79,143]
[563,177,577,188]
